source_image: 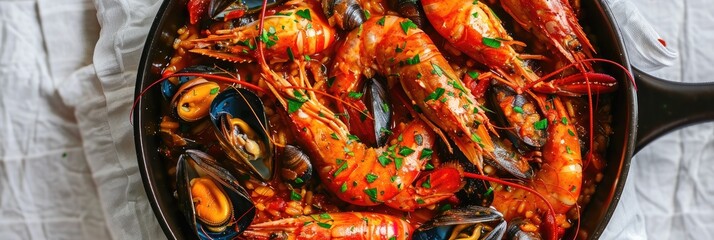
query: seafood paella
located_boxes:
[138,0,627,238]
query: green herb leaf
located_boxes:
[304,55,311,61]
[568,129,575,136]
[295,177,304,184]
[431,63,445,76]
[394,157,403,170]
[347,134,360,142]
[399,147,415,156]
[366,173,378,183]
[331,133,339,140]
[562,117,568,125]
[377,16,386,26]
[364,188,379,202]
[378,155,392,167]
[424,87,446,102]
[327,76,336,87]
[421,175,431,189]
[406,54,420,65]
[482,37,501,48]
[209,87,219,95]
[419,148,433,159]
[320,213,332,219]
[484,187,493,197]
[363,10,371,19]
[381,103,390,113]
[296,9,312,21]
[472,12,479,18]
[439,203,452,212]
[390,175,397,182]
[287,47,294,61]
[334,161,348,177]
[471,133,482,143]
[287,99,304,113]
[566,145,573,154]
[400,19,418,34]
[534,119,548,130]
[513,106,524,114]
[290,190,302,201]
[340,182,347,192]
[425,162,434,170]
[416,199,425,204]
[347,91,364,99]
[317,222,332,229]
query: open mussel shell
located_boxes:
[388,0,427,28]
[279,145,313,188]
[414,206,507,240]
[486,138,534,179]
[209,0,282,21]
[506,218,542,240]
[171,78,221,122]
[210,87,274,181]
[176,150,255,240]
[488,84,547,149]
[162,65,230,100]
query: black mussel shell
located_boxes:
[176,150,255,240]
[388,0,427,28]
[210,87,275,181]
[506,218,543,240]
[321,0,365,30]
[364,77,392,147]
[485,138,534,179]
[488,84,547,149]
[279,145,313,187]
[414,206,506,240]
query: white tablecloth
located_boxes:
[0,0,711,239]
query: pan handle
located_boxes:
[634,67,714,153]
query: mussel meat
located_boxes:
[414,206,507,240]
[176,150,255,239]
[171,78,221,122]
[279,145,313,187]
[210,87,275,181]
[489,84,547,149]
[506,218,543,240]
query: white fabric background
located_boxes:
[0,0,711,239]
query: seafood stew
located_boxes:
[135,0,637,239]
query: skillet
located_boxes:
[133,0,714,238]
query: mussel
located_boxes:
[210,87,275,181]
[489,84,547,149]
[321,0,365,30]
[506,218,543,240]
[171,78,221,122]
[486,138,534,179]
[176,150,255,239]
[414,206,507,240]
[209,0,282,21]
[364,77,392,147]
[388,0,427,28]
[279,145,313,187]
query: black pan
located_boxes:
[133,0,714,239]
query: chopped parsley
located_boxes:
[363,10,371,19]
[378,155,392,166]
[472,12,479,18]
[399,147,415,156]
[394,157,403,170]
[296,9,312,21]
[334,160,348,177]
[295,177,304,184]
[421,175,432,189]
[287,47,294,61]
[534,119,548,130]
[377,16,386,26]
[425,162,434,170]
[513,106,524,114]
[381,103,390,113]
[320,213,332,219]
[562,117,568,125]
[287,99,305,113]
[424,87,446,102]
[419,148,433,160]
[209,87,219,95]
[406,54,420,65]
[364,188,379,202]
[568,129,576,136]
[482,37,501,48]
[431,63,445,77]
[400,19,418,34]
[331,133,339,140]
[317,222,332,229]
[366,173,378,183]
[304,55,311,61]
[347,91,364,99]
[290,190,302,201]
[341,182,347,192]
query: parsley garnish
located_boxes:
[562,117,568,125]
[568,129,575,136]
[394,157,403,170]
[378,155,391,166]
[363,10,371,19]
[513,106,524,114]
[377,16,386,26]
[209,87,219,95]
[424,88,446,102]
[331,133,339,140]
[421,175,431,189]
[296,9,312,21]
[347,91,364,99]
[364,188,379,202]
[340,182,347,192]
[317,222,332,229]
[366,173,378,183]
[425,162,434,170]
[290,190,302,201]
[287,47,294,61]
[406,54,420,65]
[287,99,304,113]
[399,147,415,156]
[482,37,501,48]
[400,19,418,34]
[534,119,548,130]
[419,148,433,159]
